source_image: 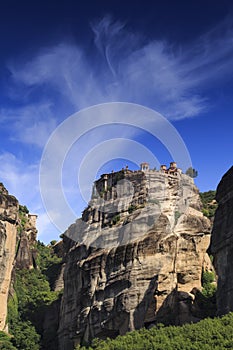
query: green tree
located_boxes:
[185,167,198,178]
[85,313,233,349]
[202,270,216,298]
[19,205,29,214]
[199,191,217,218]
[0,332,17,350]
[11,320,40,350]
[8,240,63,350]
[50,240,57,246]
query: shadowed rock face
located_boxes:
[58,170,211,349]
[0,183,18,330]
[15,215,37,270]
[211,166,233,315]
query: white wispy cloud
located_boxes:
[0,103,57,147]
[1,15,233,241]
[6,15,233,124]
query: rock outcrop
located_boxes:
[211,166,233,315]
[58,169,212,349]
[0,182,38,331]
[15,210,37,270]
[0,183,18,331]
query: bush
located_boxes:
[202,271,215,284]
[202,271,216,298]
[112,214,120,225]
[128,205,137,214]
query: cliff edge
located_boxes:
[58,168,212,349]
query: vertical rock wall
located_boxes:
[15,212,37,270]
[211,166,233,315]
[58,170,212,349]
[0,183,38,330]
[0,183,18,330]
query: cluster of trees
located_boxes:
[199,190,217,219]
[7,241,62,350]
[76,312,233,350]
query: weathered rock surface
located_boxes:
[0,183,18,330]
[211,166,233,315]
[58,170,211,349]
[47,238,74,292]
[15,212,37,270]
[0,182,38,330]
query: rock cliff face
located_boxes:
[0,182,37,331]
[0,183,18,331]
[211,166,233,315]
[58,169,211,349]
[15,211,37,270]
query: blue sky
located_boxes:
[0,0,233,242]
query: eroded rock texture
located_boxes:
[0,182,38,330]
[58,170,211,349]
[0,183,18,330]
[211,166,233,315]
[15,212,37,270]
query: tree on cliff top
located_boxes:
[185,167,198,178]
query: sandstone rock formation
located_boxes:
[211,166,233,315]
[0,183,18,331]
[15,210,37,270]
[58,169,212,349]
[0,182,38,331]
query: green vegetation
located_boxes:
[200,191,217,218]
[174,210,181,223]
[148,198,160,205]
[36,240,61,272]
[17,204,30,233]
[185,167,198,178]
[75,312,233,350]
[10,320,40,350]
[0,332,17,350]
[112,214,120,225]
[128,205,137,214]
[202,270,216,298]
[19,205,29,214]
[7,241,62,350]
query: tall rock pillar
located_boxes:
[211,166,233,315]
[0,183,18,330]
